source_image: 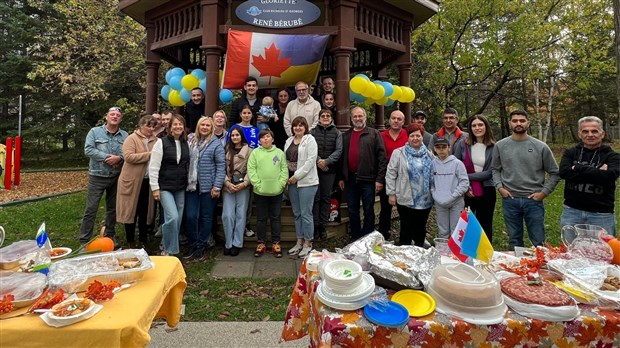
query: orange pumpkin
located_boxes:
[609,238,620,265]
[85,227,115,253]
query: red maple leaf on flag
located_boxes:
[251,43,291,84]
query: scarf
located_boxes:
[405,143,433,200]
[187,135,209,192]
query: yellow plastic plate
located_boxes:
[391,289,436,317]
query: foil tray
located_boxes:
[48,249,153,293]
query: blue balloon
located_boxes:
[169,75,183,91]
[190,69,206,80]
[355,74,370,81]
[160,85,171,101]
[385,98,396,106]
[199,78,207,93]
[382,82,394,98]
[219,89,233,104]
[349,90,365,103]
[165,67,185,84]
[180,88,191,103]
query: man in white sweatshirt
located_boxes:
[284,81,320,136]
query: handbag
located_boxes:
[463,145,484,197]
[232,171,245,185]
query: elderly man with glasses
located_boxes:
[79,106,129,247]
[283,81,321,137]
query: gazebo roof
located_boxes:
[119,0,439,28]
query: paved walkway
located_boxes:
[149,247,307,347]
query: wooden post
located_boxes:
[145,19,161,114]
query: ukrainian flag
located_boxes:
[222,30,329,89]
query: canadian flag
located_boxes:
[448,210,469,262]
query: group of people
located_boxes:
[78,78,618,260]
[342,106,617,251]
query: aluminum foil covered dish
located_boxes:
[340,232,441,290]
[48,249,153,292]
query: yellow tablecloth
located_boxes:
[0,256,186,348]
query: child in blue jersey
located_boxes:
[228,105,260,149]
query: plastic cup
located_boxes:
[433,238,451,257]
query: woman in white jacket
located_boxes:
[385,123,434,247]
[285,116,319,258]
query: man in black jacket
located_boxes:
[229,76,261,128]
[338,107,387,241]
[559,116,619,235]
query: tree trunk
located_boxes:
[614,0,620,139]
[534,78,542,139]
[543,76,555,143]
[499,94,509,138]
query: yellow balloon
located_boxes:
[169,90,184,106]
[402,87,415,103]
[376,97,389,105]
[391,86,402,101]
[361,82,376,98]
[219,70,223,86]
[409,89,416,103]
[181,74,200,90]
[372,83,385,100]
[398,87,410,103]
[364,98,376,106]
[350,77,368,94]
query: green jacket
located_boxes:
[247,145,288,196]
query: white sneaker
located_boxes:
[298,245,313,258]
[245,228,255,237]
[288,243,303,255]
[161,251,170,256]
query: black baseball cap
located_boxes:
[434,137,450,146]
[414,110,427,118]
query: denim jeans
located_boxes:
[160,190,185,254]
[254,193,282,243]
[289,183,318,241]
[560,204,616,236]
[222,189,251,249]
[313,172,336,229]
[184,190,217,250]
[79,175,119,244]
[346,176,376,241]
[502,197,545,250]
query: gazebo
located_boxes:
[119,0,438,128]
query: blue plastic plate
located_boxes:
[364,300,409,328]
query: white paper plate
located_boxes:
[50,247,72,261]
[48,298,96,321]
[318,273,375,302]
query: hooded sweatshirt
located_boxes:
[247,145,288,196]
[431,155,470,207]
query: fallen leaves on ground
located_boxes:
[0,171,88,204]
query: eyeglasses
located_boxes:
[320,114,331,118]
[296,88,308,92]
[109,106,122,113]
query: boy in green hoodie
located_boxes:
[247,129,288,257]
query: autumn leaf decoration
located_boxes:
[252,43,291,84]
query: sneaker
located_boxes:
[288,243,303,256]
[230,246,240,256]
[223,247,231,256]
[193,248,206,261]
[254,243,266,257]
[298,244,312,258]
[272,242,282,258]
[161,251,170,256]
[183,246,197,259]
[245,228,255,237]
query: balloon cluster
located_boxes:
[160,68,233,106]
[348,74,415,106]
